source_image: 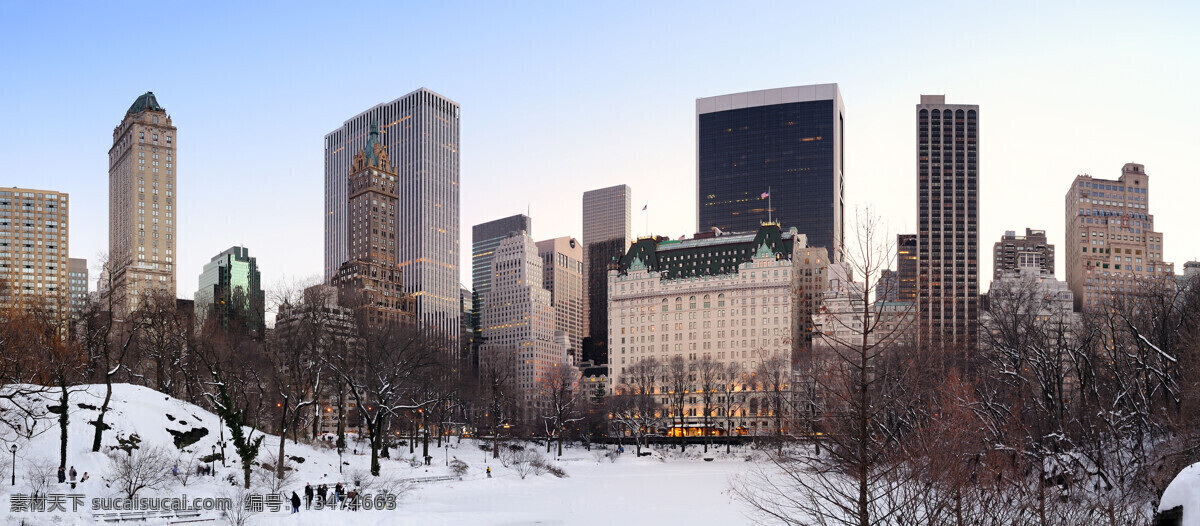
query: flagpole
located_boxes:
[768,186,772,223]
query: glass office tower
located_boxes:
[697,84,845,260]
[195,246,264,334]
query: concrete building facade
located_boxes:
[472,214,532,357]
[1064,163,1173,311]
[108,92,177,315]
[993,228,1054,280]
[607,224,817,436]
[480,232,567,419]
[536,236,585,360]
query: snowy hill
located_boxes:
[0,383,758,525]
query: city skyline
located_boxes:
[3,2,1198,308]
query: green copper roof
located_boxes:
[127,92,164,115]
[618,224,797,280]
[363,122,382,167]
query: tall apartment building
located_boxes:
[471,214,532,356]
[331,126,414,329]
[324,88,459,348]
[697,84,845,260]
[582,184,631,360]
[607,224,817,436]
[480,233,566,419]
[1065,163,1173,311]
[536,236,585,358]
[916,95,980,351]
[108,92,177,315]
[0,189,69,312]
[195,246,265,334]
[68,258,88,319]
[993,228,1054,280]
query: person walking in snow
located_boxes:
[486,466,491,478]
[316,484,327,507]
[69,466,77,489]
[80,472,89,483]
[304,483,313,509]
[334,483,344,507]
[57,466,65,484]
[290,491,300,513]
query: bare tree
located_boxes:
[80,266,146,453]
[478,349,519,459]
[106,445,175,499]
[665,355,690,450]
[610,357,664,456]
[539,362,583,457]
[733,208,920,526]
[717,361,744,453]
[325,321,443,476]
[696,355,722,453]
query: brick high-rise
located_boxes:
[916,95,979,351]
[332,125,414,328]
[325,89,460,349]
[1065,163,1173,311]
[0,189,69,313]
[108,92,177,315]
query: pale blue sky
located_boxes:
[1,1,1197,299]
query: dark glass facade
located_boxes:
[917,103,979,352]
[698,100,842,257]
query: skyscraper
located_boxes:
[993,228,1054,280]
[582,184,631,358]
[916,95,979,351]
[536,236,585,359]
[471,214,532,355]
[108,92,177,315]
[0,189,69,312]
[696,84,845,259]
[195,246,265,334]
[1065,163,1172,311]
[324,88,460,349]
[331,125,414,329]
[480,232,565,419]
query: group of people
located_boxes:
[290,482,359,513]
[56,466,88,489]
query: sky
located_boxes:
[1,1,1198,301]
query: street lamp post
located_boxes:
[10,444,16,486]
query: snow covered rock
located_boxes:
[1159,462,1200,526]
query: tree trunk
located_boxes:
[242,464,252,489]
[276,404,288,480]
[369,419,381,476]
[92,375,114,452]
[58,379,69,470]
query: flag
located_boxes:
[761,191,770,199]
[642,204,647,211]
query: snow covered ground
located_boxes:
[0,384,760,525]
